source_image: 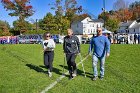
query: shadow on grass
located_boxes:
[59,65,93,78]
[26,64,69,77]
[26,64,47,74]
[26,64,68,77]
[59,65,67,70]
[39,65,62,76]
[77,69,93,78]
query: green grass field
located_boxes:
[0,44,140,93]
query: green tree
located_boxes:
[54,16,70,34]
[50,0,78,27]
[54,0,71,34]
[105,18,120,32]
[39,13,56,32]
[12,20,33,35]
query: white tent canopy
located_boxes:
[102,29,112,34]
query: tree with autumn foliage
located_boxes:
[112,0,133,22]
[113,0,128,11]
[64,0,77,22]
[129,1,140,20]
[0,20,12,36]
[98,0,137,32]
[98,11,120,32]
[115,9,132,22]
[1,0,34,35]
[98,11,110,23]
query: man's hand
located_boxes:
[78,53,80,55]
[76,52,80,55]
[106,53,110,57]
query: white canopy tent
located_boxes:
[102,29,112,34]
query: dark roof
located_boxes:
[136,18,140,22]
[89,19,104,23]
[72,17,89,24]
[72,17,104,24]
[119,21,133,27]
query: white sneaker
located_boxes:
[48,72,52,77]
[72,70,77,77]
[72,73,77,77]
[48,69,50,73]
[48,69,52,77]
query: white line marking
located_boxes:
[40,54,89,93]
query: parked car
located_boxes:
[81,37,90,44]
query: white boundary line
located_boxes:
[40,54,89,93]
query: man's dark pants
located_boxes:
[66,53,77,76]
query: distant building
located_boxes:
[71,17,104,35]
[118,20,140,34]
[129,21,140,34]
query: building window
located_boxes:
[83,31,85,34]
[88,29,90,33]
[77,24,79,28]
[83,25,86,28]
[90,25,92,27]
[97,24,98,28]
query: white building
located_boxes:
[118,20,140,34]
[129,21,140,34]
[71,17,104,35]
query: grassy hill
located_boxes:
[0,44,140,93]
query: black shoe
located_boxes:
[69,72,74,80]
[92,76,98,81]
[69,76,74,80]
[99,76,104,80]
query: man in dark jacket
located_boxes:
[63,29,80,79]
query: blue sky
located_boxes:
[0,0,138,27]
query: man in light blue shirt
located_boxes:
[89,28,110,80]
